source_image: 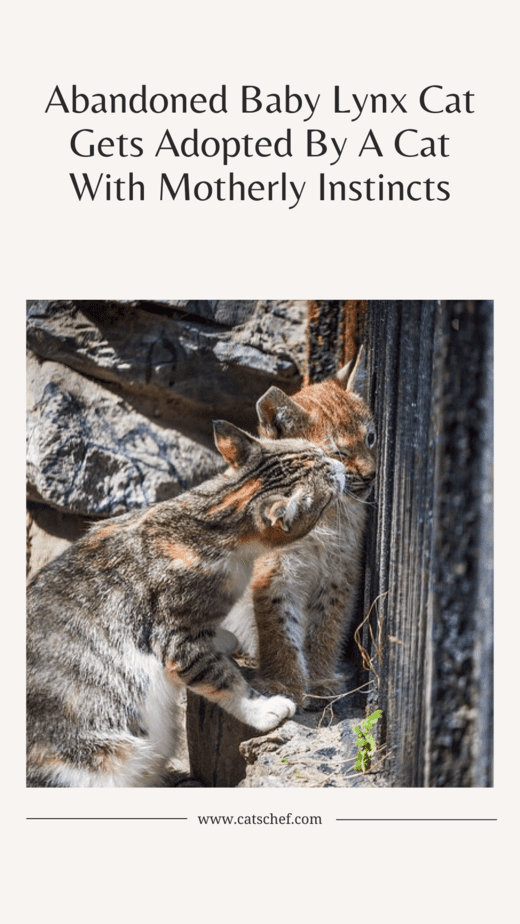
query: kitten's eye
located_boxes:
[365,428,377,449]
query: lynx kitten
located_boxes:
[224,348,377,705]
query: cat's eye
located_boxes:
[365,427,377,449]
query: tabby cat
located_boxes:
[223,347,377,705]
[26,420,346,787]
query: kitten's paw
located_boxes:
[254,676,306,705]
[304,676,347,711]
[247,695,297,732]
[309,674,347,696]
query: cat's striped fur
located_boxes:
[223,349,377,706]
[26,421,346,787]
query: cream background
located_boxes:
[6,1,515,920]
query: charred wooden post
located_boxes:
[360,300,493,786]
[305,300,345,383]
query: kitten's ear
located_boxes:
[336,344,368,398]
[256,387,311,438]
[213,420,257,468]
[262,487,305,533]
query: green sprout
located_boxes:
[281,758,304,779]
[353,709,383,773]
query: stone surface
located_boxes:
[27,351,224,517]
[187,662,384,788]
[139,300,262,327]
[238,699,386,788]
[27,300,306,428]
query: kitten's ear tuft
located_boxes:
[337,344,368,398]
[213,420,256,468]
[256,387,311,438]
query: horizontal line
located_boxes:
[26,817,498,822]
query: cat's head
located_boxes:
[213,419,346,546]
[255,346,376,502]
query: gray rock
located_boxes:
[26,300,306,427]
[143,300,261,327]
[187,669,386,788]
[27,352,223,517]
[238,700,386,788]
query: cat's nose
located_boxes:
[330,458,346,493]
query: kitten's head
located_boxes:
[255,346,376,502]
[213,420,346,546]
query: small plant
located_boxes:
[281,758,304,779]
[353,709,383,773]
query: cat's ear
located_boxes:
[336,344,368,398]
[213,420,257,468]
[256,387,311,438]
[262,487,305,532]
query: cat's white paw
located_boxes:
[247,695,297,732]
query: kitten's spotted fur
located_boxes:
[223,348,376,706]
[26,421,346,787]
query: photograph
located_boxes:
[26,299,493,788]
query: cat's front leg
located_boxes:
[166,634,296,732]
